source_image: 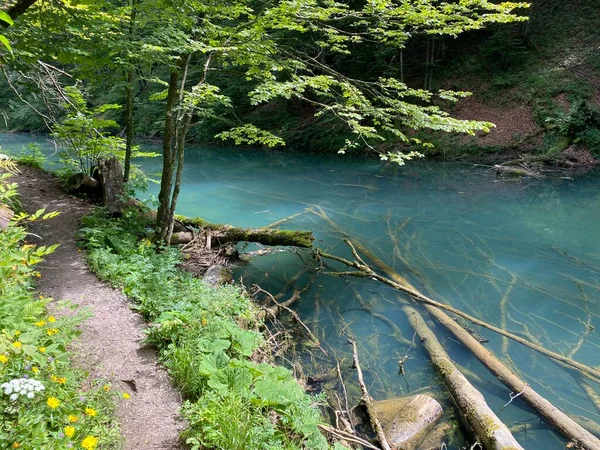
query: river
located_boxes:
[2,133,600,449]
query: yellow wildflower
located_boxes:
[47,397,61,409]
[0,355,8,364]
[201,318,207,326]
[81,436,98,450]
[35,320,46,327]
[48,316,56,323]
[47,328,59,336]
[64,426,76,438]
[32,366,39,374]
[12,443,20,449]
[122,393,130,399]
[51,374,66,384]
[39,347,46,353]
[14,330,21,336]
[85,407,97,417]
[12,341,22,349]
[102,385,110,392]
[34,272,41,278]
[68,415,79,423]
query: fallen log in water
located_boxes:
[402,306,524,450]
[68,166,314,248]
[494,164,541,178]
[318,240,600,450]
[170,226,314,248]
[318,238,600,384]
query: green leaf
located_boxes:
[197,338,230,353]
[0,34,11,52]
[207,366,253,396]
[198,350,230,376]
[0,11,14,26]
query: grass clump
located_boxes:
[80,208,344,450]
[0,173,121,450]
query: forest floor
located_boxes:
[13,165,184,449]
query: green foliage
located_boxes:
[52,87,124,176]
[0,11,14,53]
[16,143,46,169]
[0,176,121,449]
[79,207,341,450]
[579,128,600,157]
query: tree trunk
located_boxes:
[403,306,524,450]
[123,68,135,182]
[423,303,600,450]
[327,239,600,450]
[155,68,179,243]
[98,157,125,216]
[123,0,138,183]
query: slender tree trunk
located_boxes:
[399,49,404,82]
[156,53,213,246]
[164,111,193,245]
[123,0,138,182]
[124,68,135,182]
[155,69,179,244]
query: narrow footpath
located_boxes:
[14,166,184,449]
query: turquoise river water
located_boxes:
[2,133,600,449]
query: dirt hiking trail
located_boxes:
[14,166,184,449]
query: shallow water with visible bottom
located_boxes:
[3,133,600,448]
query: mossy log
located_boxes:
[172,217,314,248]
[403,306,524,450]
[425,304,600,450]
[124,200,314,248]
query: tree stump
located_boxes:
[98,157,125,216]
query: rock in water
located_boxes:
[373,394,443,450]
[203,265,233,287]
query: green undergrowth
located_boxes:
[79,207,345,450]
[0,171,121,450]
